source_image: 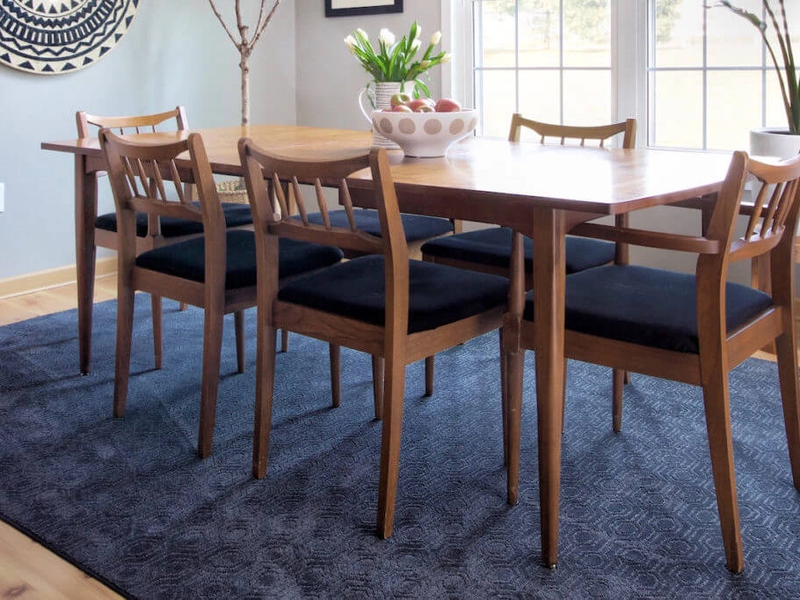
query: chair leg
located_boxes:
[376,352,406,539]
[330,344,341,408]
[701,371,744,573]
[235,310,246,374]
[371,355,384,420]
[776,331,800,491]
[612,368,624,433]
[151,295,163,370]
[499,329,508,466]
[424,356,434,397]
[253,326,277,479]
[505,348,525,506]
[281,329,290,353]
[113,282,135,418]
[562,359,568,435]
[624,371,631,385]
[198,307,225,459]
[179,302,188,312]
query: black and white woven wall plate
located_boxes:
[0,0,139,75]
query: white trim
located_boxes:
[441,0,473,107]
[615,0,647,148]
[0,257,116,300]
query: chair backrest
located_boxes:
[708,151,800,266]
[99,129,226,275]
[508,113,637,149]
[239,139,387,256]
[77,106,188,139]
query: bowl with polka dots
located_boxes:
[370,109,478,157]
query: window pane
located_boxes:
[518,2,559,68]
[563,0,610,68]
[706,0,762,68]
[476,69,517,138]
[766,68,790,130]
[518,70,560,131]
[651,71,703,148]
[653,0,703,68]
[563,70,610,125]
[475,0,516,69]
[707,71,761,151]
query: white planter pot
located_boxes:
[750,127,800,160]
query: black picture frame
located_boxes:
[325,0,403,18]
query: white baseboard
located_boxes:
[0,257,116,300]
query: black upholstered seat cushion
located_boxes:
[278,255,508,334]
[305,209,453,243]
[135,230,343,289]
[523,265,773,354]
[95,202,253,238]
[420,227,615,274]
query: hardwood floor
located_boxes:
[0,274,790,598]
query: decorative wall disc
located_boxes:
[0,0,139,75]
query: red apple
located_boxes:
[406,98,435,111]
[434,98,461,112]
[414,105,434,113]
[390,93,412,108]
[391,104,413,112]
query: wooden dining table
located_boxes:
[42,123,733,566]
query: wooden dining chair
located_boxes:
[277,166,458,355]
[506,150,800,573]
[240,140,510,538]
[77,107,254,370]
[421,115,637,407]
[100,130,345,458]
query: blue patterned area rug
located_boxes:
[1,296,799,599]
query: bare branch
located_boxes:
[250,0,282,49]
[235,0,246,44]
[254,0,267,40]
[208,0,240,48]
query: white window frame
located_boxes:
[441,0,677,151]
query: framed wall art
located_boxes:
[0,0,140,75]
[325,0,402,18]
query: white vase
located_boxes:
[750,127,800,160]
[358,81,416,149]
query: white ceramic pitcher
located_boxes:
[358,81,416,149]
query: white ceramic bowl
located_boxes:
[371,109,478,158]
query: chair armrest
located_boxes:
[570,222,721,254]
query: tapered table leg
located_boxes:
[75,155,97,375]
[531,207,566,568]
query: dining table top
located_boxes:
[42,123,735,219]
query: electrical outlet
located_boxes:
[0,183,4,213]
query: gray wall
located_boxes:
[0,0,757,287]
[295,0,442,130]
[0,0,295,280]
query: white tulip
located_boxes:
[379,28,396,47]
[410,39,421,53]
[430,31,442,46]
[344,35,357,51]
[356,28,369,40]
[441,52,452,64]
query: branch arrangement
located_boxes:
[208,0,283,125]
